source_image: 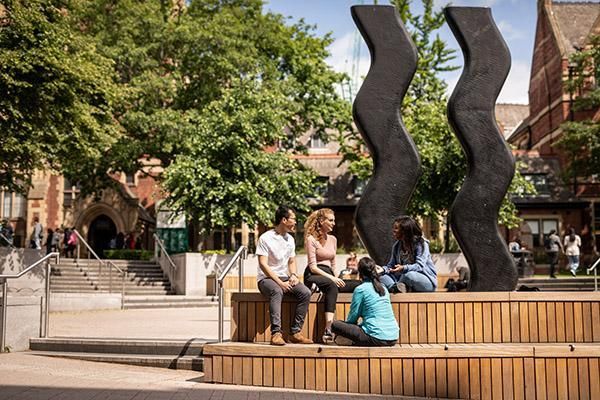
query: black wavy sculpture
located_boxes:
[351,5,421,266]
[445,7,517,291]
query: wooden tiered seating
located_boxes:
[203,291,600,398]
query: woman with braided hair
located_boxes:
[331,257,398,346]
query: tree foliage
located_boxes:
[0,0,119,194]
[556,35,600,181]
[72,0,351,230]
[337,0,531,229]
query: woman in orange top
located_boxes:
[304,208,345,343]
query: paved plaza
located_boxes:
[47,307,229,340]
[0,352,418,400]
[1,307,424,399]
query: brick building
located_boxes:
[507,0,600,262]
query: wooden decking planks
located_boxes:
[204,342,600,399]
[231,292,600,344]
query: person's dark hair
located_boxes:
[549,229,556,235]
[358,257,386,296]
[569,228,576,242]
[275,205,294,225]
[394,215,424,262]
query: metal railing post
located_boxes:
[218,282,224,343]
[43,261,51,338]
[1,278,7,352]
[121,271,126,310]
[238,257,243,293]
[595,269,598,292]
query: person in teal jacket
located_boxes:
[331,257,398,346]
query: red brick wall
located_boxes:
[45,175,60,230]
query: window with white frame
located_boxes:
[309,134,326,149]
[0,191,26,219]
[525,218,559,247]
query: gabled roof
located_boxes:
[549,1,600,56]
[496,103,529,138]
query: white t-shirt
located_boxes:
[255,229,296,281]
[564,234,581,256]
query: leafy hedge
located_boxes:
[104,249,153,261]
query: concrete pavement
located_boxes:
[0,352,419,399]
[48,307,229,340]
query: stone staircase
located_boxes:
[517,276,598,291]
[50,258,218,309]
[29,337,205,371]
[122,295,217,309]
[51,258,172,295]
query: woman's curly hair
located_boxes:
[304,208,334,243]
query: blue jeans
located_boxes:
[567,255,580,271]
[380,271,435,292]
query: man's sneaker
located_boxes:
[289,332,313,344]
[270,332,286,346]
[322,329,334,345]
[570,268,577,277]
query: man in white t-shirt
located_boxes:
[256,205,313,346]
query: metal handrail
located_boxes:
[586,256,600,291]
[0,252,59,352]
[153,233,177,272]
[72,230,127,309]
[217,245,247,343]
[0,232,15,248]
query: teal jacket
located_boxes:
[346,281,399,341]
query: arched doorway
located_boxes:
[88,215,117,257]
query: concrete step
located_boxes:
[29,338,205,371]
[29,351,203,371]
[51,278,170,286]
[58,258,158,266]
[122,295,217,309]
[29,337,204,356]
[517,277,597,291]
[52,288,172,295]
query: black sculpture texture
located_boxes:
[351,5,421,266]
[445,7,518,291]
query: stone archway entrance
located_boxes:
[88,215,117,257]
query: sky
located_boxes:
[265,0,539,104]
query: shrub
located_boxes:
[104,249,153,261]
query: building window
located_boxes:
[63,179,79,208]
[314,176,329,198]
[309,134,326,149]
[523,174,549,196]
[0,191,26,219]
[126,173,136,186]
[353,177,368,197]
[525,218,559,247]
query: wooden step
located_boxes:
[231,291,600,344]
[204,342,600,398]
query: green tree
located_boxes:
[556,35,600,182]
[0,0,119,194]
[338,0,532,236]
[74,0,351,231]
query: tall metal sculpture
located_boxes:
[445,7,517,291]
[351,5,421,266]
[352,5,518,290]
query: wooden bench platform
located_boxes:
[231,292,600,344]
[204,341,600,398]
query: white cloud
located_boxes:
[434,0,500,10]
[445,59,529,104]
[497,59,530,104]
[326,31,371,96]
[497,20,525,41]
